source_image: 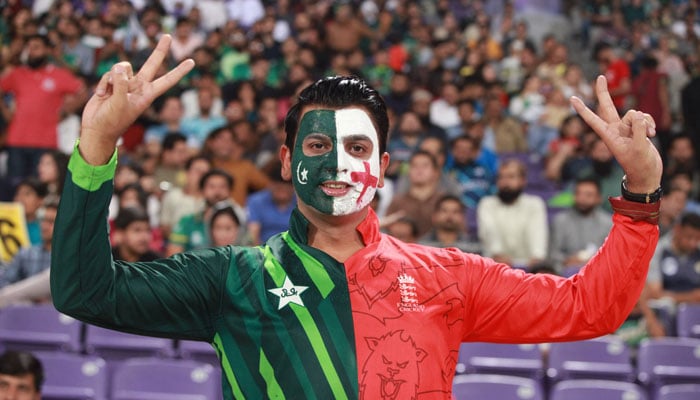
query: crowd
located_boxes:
[0,0,699,346]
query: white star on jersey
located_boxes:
[268,276,309,309]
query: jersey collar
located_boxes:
[288,207,382,246]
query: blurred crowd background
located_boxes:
[0,0,700,340]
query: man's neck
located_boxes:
[435,229,459,245]
[299,203,367,263]
[408,183,437,201]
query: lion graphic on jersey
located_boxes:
[360,330,427,400]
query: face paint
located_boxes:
[292,108,381,216]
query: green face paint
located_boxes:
[291,109,381,216]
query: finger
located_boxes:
[137,34,172,82]
[594,75,620,123]
[630,110,649,147]
[642,112,657,137]
[95,70,112,97]
[111,64,129,98]
[151,58,195,97]
[571,95,612,142]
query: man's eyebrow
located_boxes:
[342,134,373,142]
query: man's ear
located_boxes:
[377,152,390,188]
[280,145,292,181]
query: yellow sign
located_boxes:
[0,202,30,263]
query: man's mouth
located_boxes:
[320,181,353,196]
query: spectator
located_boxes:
[594,42,631,111]
[324,2,374,54]
[205,127,269,206]
[12,178,48,247]
[386,150,445,238]
[632,55,672,152]
[167,169,239,256]
[210,202,243,247]
[482,96,527,154]
[246,167,296,246]
[658,186,689,238]
[384,217,419,244]
[0,350,43,400]
[152,133,189,191]
[144,95,186,150]
[57,17,95,76]
[420,194,481,254]
[386,111,425,179]
[112,207,161,262]
[170,17,204,62]
[429,82,462,137]
[477,159,548,268]
[36,150,69,201]
[663,134,700,200]
[0,198,57,288]
[0,34,85,186]
[160,155,211,239]
[549,178,613,273]
[445,135,496,209]
[180,86,227,149]
[647,212,700,304]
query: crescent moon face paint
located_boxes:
[291,108,381,216]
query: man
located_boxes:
[0,199,56,288]
[152,132,189,191]
[51,36,662,399]
[647,212,700,304]
[166,169,239,256]
[420,194,481,254]
[12,178,48,246]
[0,34,85,185]
[445,135,496,209]
[0,351,43,400]
[112,207,161,262]
[477,159,549,268]
[549,178,613,273]
[246,167,296,245]
[594,42,631,112]
[386,150,445,237]
[159,155,211,239]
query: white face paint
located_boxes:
[331,108,381,215]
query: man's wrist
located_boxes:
[621,175,662,204]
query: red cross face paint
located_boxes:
[292,108,381,216]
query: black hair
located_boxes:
[435,194,465,212]
[116,183,149,210]
[41,150,69,194]
[409,149,438,170]
[25,33,52,47]
[114,206,150,230]
[391,216,419,238]
[284,76,389,155]
[0,351,44,391]
[575,176,602,193]
[16,177,49,198]
[210,201,241,227]
[161,132,187,151]
[679,212,700,230]
[185,154,211,171]
[199,168,234,191]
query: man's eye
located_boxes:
[349,144,366,153]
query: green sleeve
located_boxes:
[51,145,228,341]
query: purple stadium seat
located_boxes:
[452,374,543,400]
[657,384,700,400]
[178,340,219,365]
[34,351,108,400]
[457,342,543,379]
[0,304,82,352]
[84,324,175,363]
[550,379,648,400]
[637,337,700,389]
[677,304,700,338]
[547,335,634,382]
[111,357,219,400]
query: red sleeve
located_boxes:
[461,201,658,343]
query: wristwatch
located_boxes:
[621,175,662,203]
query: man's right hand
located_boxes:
[79,35,194,165]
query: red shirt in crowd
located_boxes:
[0,64,82,148]
[604,59,631,110]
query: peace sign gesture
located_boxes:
[571,76,662,194]
[79,35,195,165]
